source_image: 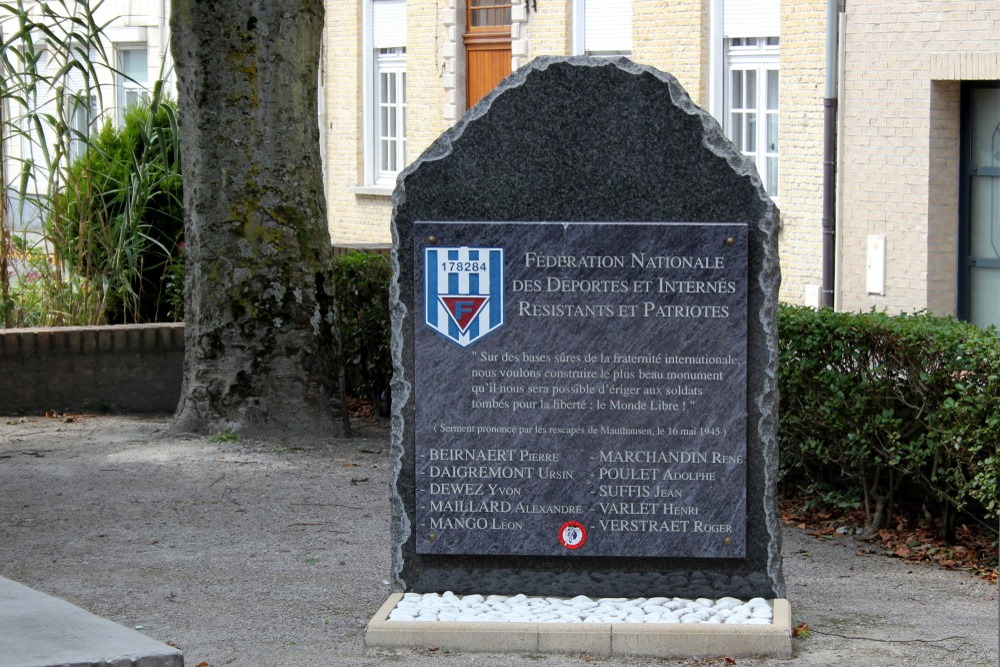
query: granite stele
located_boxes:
[370,56,787,658]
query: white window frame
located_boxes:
[66,95,97,162]
[572,0,631,57]
[362,0,407,190]
[724,37,779,198]
[116,45,149,125]
[374,47,407,185]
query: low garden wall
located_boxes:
[0,324,184,414]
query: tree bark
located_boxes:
[170,1,345,436]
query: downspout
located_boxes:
[821,0,839,308]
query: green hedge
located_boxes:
[778,305,1000,538]
[332,251,392,415]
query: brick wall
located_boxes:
[839,0,1000,314]
[0,325,184,414]
[776,0,827,305]
[521,0,570,62]
[324,0,456,248]
[408,0,454,161]
[324,0,391,247]
[633,0,708,107]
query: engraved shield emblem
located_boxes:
[424,247,504,347]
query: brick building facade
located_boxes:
[322,0,1000,325]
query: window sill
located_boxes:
[349,185,394,197]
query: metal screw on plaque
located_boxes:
[726,237,735,246]
[724,537,733,546]
[428,533,437,542]
[427,235,437,245]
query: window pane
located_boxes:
[747,113,756,152]
[767,113,779,152]
[766,37,780,46]
[731,112,743,149]
[767,157,778,197]
[766,70,779,111]
[969,176,1000,259]
[970,267,1000,328]
[970,88,1000,168]
[746,70,756,108]
[731,73,743,111]
[121,49,147,82]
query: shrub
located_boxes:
[0,1,182,326]
[332,251,392,415]
[778,305,1000,539]
[47,97,183,323]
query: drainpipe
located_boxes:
[821,0,839,308]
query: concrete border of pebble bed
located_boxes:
[365,594,793,658]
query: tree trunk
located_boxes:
[170,1,345,436]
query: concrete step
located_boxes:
[0,577,183,667]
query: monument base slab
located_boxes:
[365,593,793,659]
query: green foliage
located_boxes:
[778,305,1000,536]
[48,97,183,323]
[332,251,391,415]
[0,0,182,326]
[0,0,112,326]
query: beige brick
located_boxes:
[839,0,1000,314]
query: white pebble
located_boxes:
[385,593,770,626]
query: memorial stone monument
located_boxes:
[388,57,783,601]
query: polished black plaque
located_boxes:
[414,221,747,558]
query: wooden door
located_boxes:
[464,0,511,109]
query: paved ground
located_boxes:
[0,415,996,666]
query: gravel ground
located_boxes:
[0,415,996,666]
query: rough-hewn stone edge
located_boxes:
[389,56,784,596]
[389,213,413,591]
[0,323,184,415]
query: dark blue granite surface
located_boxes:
[413,221,748,559]
[389,57,782,599]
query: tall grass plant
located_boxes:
[0,0,182,327]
